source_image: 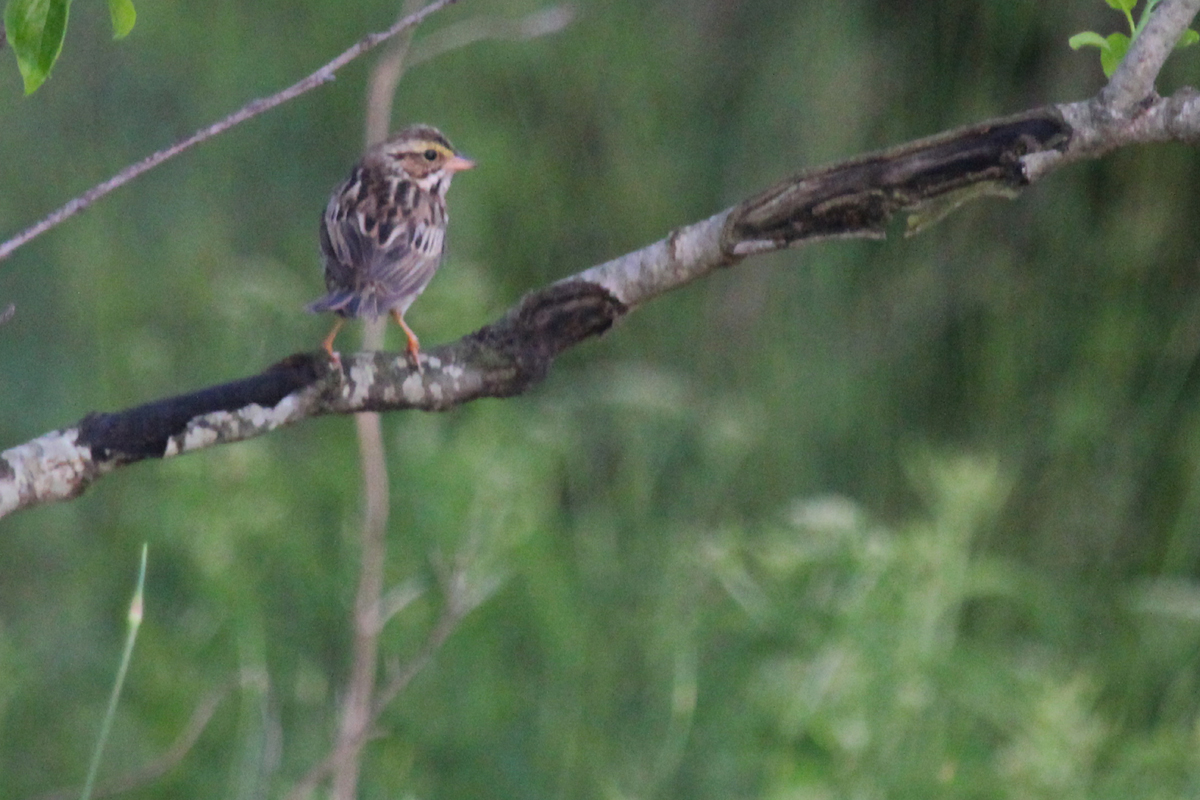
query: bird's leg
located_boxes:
[390,308,422,371]
[321,318,345,367]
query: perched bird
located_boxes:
[308,124,475,364]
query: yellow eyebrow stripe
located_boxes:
[405,141,455,158]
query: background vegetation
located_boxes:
[4,0,1200,797]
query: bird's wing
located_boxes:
[314,165,447,317]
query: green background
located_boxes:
[4,1,1200,797]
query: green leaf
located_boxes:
[4,0,72,94]
[107,0,133,39]
[1104,0,1138,11]
[1177,28,1200,48]
[1101,32,1131,77]
[1068,31,1111,51]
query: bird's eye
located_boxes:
[423,149,439,162]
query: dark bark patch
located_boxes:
[78,354,323,461]
[727,107,1072,251]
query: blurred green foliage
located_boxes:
[4,0,1200,797]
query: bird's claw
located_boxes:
[406,350,424,374]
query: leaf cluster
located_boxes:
[1069,0,1198,77]
[3,0,133,93]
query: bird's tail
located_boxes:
[306,290,388,319]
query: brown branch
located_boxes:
[4,4,1200,520]
[329,3,426,797]
[0,0,460,264]
[332,407,390,800]
[1023,87,1200,182]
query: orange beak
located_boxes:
[445,154,476,173]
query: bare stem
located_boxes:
[0,0,460,265]
[327,3,425,797]
[328,409,391,800]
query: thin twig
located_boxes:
[378,578,428,626]
[371,580,472,712]
[370,545,501,714]
[364,0,426,149]
[0,0,460,265]
[406,4,575,68]
[282,571,479,800]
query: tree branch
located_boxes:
[1100,0,1200,113]
[4,5,1200,520]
